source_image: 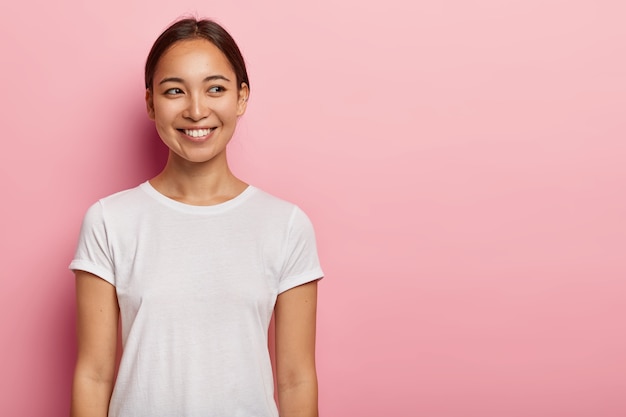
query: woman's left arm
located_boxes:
[275,280,320,417]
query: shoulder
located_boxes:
[81,183,151,225]
[247,186,295,210]
[98,183,150,207]
[246,187,311,222]
[89,182,152,213]
[245,186,318,236]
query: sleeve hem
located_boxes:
[278,268,324,294]
[68,260,115,286]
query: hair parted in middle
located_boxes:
[145,18,250,93]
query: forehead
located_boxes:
[155,38,234,79]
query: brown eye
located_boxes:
[165,88,184,95]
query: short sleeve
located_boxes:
[278,206,324,294]
[68,201,116,285]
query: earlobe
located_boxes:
[145,89,155,120]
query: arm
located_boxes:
[274,280,320,417]
[71,271,119,417]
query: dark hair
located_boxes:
[145,18,249,92]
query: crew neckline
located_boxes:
[140,181,256,214]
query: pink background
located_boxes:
[1,0,625,416]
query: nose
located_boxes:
[183,93,211,121]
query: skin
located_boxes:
[146,38,250,204]
[71,38,319,417]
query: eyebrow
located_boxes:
[158,75,231,85]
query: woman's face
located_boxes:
[146,38,249,165]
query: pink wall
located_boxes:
[1,1,625,416]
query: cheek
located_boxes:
[152,102,179,122]
[153,122,171,143]
[218,100,244,122]
[151,107,177,138]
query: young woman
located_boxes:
[70,18,323,417]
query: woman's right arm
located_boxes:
[71,271,119,417]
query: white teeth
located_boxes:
[183,128,212,137]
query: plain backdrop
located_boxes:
[1,1,625,416]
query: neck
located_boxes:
[149,151,247,206]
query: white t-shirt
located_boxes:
[70,182,324,417]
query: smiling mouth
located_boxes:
[179,128,216,138]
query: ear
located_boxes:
[145,89,155,120]
[236,83,249,116]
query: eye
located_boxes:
[208,86,225,94]
[164,87,184,95]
